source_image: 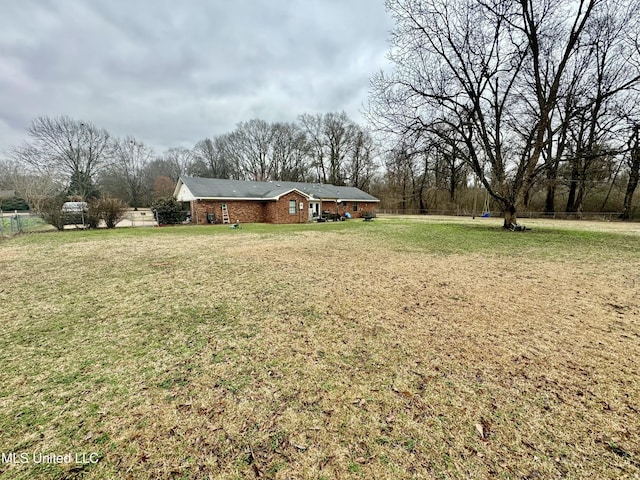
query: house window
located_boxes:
[289,200,297,214]
[353,202,358,212]
[342,201,347,207]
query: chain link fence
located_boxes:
[0,209,163,240]
[0,212,49,239]
[380,208,639,221]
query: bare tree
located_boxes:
[299,113,328,183]
[211,134,243,180]
[622,126,640,219]
[559,0,640,213]
[323,112,356,185]
[0,156,62,213]
[230,119,274,181]
[380,139,431,212]
[0,159,10,189]
[110,136,153,209]
[298,112,361,185]
[193,138,237,178]
[11,116,111,200]
[162,147,195,180]
[433,128,469,203]
[6,168,62,213]
[270,122,311,181]
[212,119,312,182]
[347,127,377,190]
[369,0,640,227]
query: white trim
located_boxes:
[192,196,379,202]
[175,183,195,202]
[195,196,276,201]
[173,179,184,198]
[180,189,378,203]
[272,188,312,200]
[190,189,313,202]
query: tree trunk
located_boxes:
[622,180,638,220]
[417,172,428,214]
[449,173,456,202]
[622,140,640,220]
[503,204,517,229]
[566,161,580,213]
[418,191,426,214]
[574,162,588,215]
[544,158,559,214]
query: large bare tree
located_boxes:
[109,136,153,209]
[11,116,111,200]
[370,0,640,227]
[232,119,275,181]
[347,128,378,190]
[270,122,311,181]
[192,138,237,179]
[299,112,371,186]
[162,147,195,180]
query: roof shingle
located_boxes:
[177,177,379,202]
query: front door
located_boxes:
[308,202,320,221]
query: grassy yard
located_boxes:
[0,217,638,479]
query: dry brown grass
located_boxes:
[0,218,639,479]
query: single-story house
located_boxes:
[174,176,380,224]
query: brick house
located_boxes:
[174,176,380,225]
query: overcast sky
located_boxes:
[0,0,394,155]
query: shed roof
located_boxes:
[175,177,379,202]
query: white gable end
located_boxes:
[175,183,196,202]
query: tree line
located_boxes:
[3,1,640,223]
[0,112,378,210]
[368,0,640,224]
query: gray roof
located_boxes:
[0,190,16,199]
[177,177,379,202]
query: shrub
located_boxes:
[0,196,30,211]
[37,195,67,231]
[85,204,100,229]
[90,197,127,229]
[151,197,188,225]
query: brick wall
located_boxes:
[191,200,265,224]
[265,191,308,224]
[321,201,378,218]
[190,197,377,224]
[190,193,309,224]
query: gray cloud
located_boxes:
[0,0,393,154]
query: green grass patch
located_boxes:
[365,217,639,259]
